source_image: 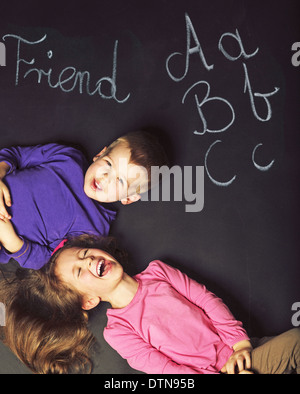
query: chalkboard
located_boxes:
[0,0,299,374]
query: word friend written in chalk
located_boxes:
[2,33,130,103]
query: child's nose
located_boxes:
[100,172,108,184]
[80,258,92,272]
[102,172,116,186]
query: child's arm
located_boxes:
[0,162,12,220]
[0,218,24,253]
[104,326,211,374]
[0,214,56,269]
[151,261,250,347]
[0,143,84,220]
[0,143,85,172]
[0,232,56,269]
[152,261,252,374]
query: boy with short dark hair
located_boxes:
[0,130,168,269]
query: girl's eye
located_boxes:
[79,249,88,260]
[105,160,112,167]
[77,267,81,278]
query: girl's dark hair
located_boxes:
[0,234,126,374]
[48,234,127,270]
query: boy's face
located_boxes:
[84,141,148,204]
[55,247,124,310]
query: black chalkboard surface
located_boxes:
[0,0,299,374]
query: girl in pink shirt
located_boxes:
[1,234,299,374]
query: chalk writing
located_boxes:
[252,143,275,172]
[2,33,130,103]
[166,13,214,82]
[166,13,279,186]
[205,140,236,187]
[182,80,235,134]
[218,28,259,61]
[243,63,279,122]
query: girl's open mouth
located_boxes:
[96,259,111,277]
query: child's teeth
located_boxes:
[95,181,102,190]
[98,260,104,276]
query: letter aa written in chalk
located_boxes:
[166,13,214,82]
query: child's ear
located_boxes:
[82,296,101,311]
[120,194,141,205]
[93,147,107,162]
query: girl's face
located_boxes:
[55,247,124,307]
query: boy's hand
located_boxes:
[0,218,23,253]
[0,179,12,220]
[0,162,12,220]
[221,340,253,374]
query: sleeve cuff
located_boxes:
[3,236,29,259]
[228,335,251,348]
[1,160,15,175]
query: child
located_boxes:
[0,131,168,269]
[1,234,299,374]
[0,262,95,374]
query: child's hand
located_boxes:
[0,218,23,253]
[221,340,253,374]
[0,177,12,221]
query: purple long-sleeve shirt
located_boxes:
[0,143,116,269]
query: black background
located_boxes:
[0,0,299,373]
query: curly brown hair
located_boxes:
[0,235,126,374]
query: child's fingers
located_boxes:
[224,359,235,374]
[236,352,252,373]
[244,352,252,370]
[3,186,12,208]
[0,187,12,219]
[236,356,246,373]
[0,211,8,221]
[0,207,11,220]
[222,349,252,374]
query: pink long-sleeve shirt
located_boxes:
[104,261,249,374]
